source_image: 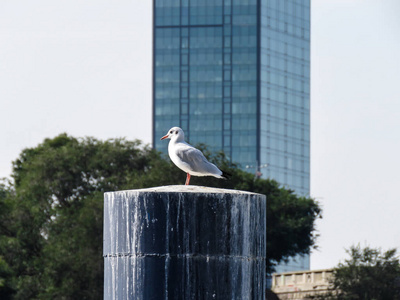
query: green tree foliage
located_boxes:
[0,180,16,298]
[314,245,400,300]
[0,134,321,299]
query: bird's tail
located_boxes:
[221,170,232,180]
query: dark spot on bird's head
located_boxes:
[170,130,172,134]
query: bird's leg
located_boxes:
[185,173,191,185]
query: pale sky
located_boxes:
[1,0,399,270]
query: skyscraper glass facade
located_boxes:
[153,0,310,272]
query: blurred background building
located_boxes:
[272,269,333,299]
[152,0,310,272]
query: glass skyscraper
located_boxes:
[152,0,310,272]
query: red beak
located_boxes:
[160,135,169,140]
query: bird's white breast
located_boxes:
[168,141,193,173]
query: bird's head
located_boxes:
[160,127,185,142]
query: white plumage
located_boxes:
[160,127,229,185]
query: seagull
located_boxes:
[160,127,231,185]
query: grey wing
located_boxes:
[177,146,220,174]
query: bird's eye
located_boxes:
[175,131,178,134]
[169,131,172,134]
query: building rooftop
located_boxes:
[272,269,334,299]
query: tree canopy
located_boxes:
[312,245,400,300]
[0,133,321,299]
